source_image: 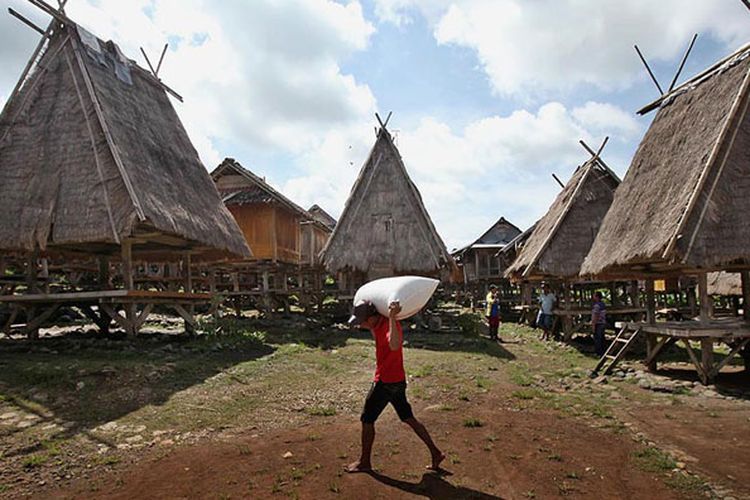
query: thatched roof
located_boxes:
[453,217,521,257]
[707,271,742,296]
[212,158,310,218]
[0,22,249,259]
[308,204,337,231]
[506,155,620,281]
[582,44,750,278]
[320,126,453,276]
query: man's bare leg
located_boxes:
[346,423,375,472]
[404,418,445,470]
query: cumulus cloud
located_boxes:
[375,0,750,96]
[285,100,638,249]
[0,0,377,167]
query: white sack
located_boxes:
[353,276,439,320]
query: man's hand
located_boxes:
[388,301,402,318]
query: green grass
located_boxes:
[463,418,483,428]
[632,447,676,473]
[508,363,534,387]
[22,454,47,469]
[306,406,337,417]
[511,388,547,400]
[410,364,434,378]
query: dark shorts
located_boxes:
[538,313,554,330]
[360,381,414,424]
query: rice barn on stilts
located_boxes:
[581,43,750,382]
[321,119,457,296]
[505,145,642,341]
[0,7,250,338]
[210,159,334,315]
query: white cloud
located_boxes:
[285,100,635,249]
[376,0,750,96]
[52,0,377,165]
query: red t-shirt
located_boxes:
[372,316,405,383]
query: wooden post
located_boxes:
[687,285,697,318]
[26,250,39,340]
[121,241,136,336]
[184,252,194,335]
[741,271,750,321]
[121,240,134,291]
[698,272,710,323]
[701,338,714,383]
[646,279,656,325]
[98,256,110,335]
[562,281,573,342]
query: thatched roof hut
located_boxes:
[582,44,750,278]
[0,21,249,260]
[506,155,620,281]
[320,126,453,281]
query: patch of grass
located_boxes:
[448,452,461,465]
[238,445,252,456]
[475,376,490,389]
[512,388,546,400]
[439,404,456,412]
[328,481,340,493]
[632,447,676,473]
[664,472,709,496]
[22,454,47,469]
[508,363,534,387]
[547,453,562,462]
[523,490,536,498]
[307,406,336,417]
[463,418,483,428]
[411,364,434,378]
[290,468,305,481]
[566,471,580,480]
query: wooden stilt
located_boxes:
[701,338,714,383]
[646,279,656,325]
[698,272,710,322]
[184,252,194,335]
[562,282,573,341]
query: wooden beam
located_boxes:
[698,272,710,322]
[646,279,656,325]
[121,240,133,290]
[682,339,709,385]
[701,338,714,381]
[708,338,750,380]
[742,271,750,321]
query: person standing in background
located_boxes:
[485,285,502,342]
[592,291,607,356]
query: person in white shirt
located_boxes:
[537,283,556,340]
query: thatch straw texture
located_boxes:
[321,128,453,276]
[707,271,742,296]
[0,24,249,258]
[506,158,619,280]
[582,48,750,277]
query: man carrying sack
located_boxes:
[345,299,445,473]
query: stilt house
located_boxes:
[506,154,620,282]
[320,124,454,290]
[211,159,332,267]
[581,44,750,383]
[0,8,249,337]
[452,217,521,283]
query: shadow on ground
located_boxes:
[368,471,502,500]
[0,327,274,443]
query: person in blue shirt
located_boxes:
[591,291,607,356]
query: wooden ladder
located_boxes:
[591,326,641,376]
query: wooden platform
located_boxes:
[1,290,211,339]
[624,319,750,384]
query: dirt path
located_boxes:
[47,396,680,499]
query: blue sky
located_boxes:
[1,0,750,250]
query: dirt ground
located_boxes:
[1,307,749,499]
[53,401,680,499]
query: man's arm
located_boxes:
[591,304,600,328]
[388,301,402,351]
